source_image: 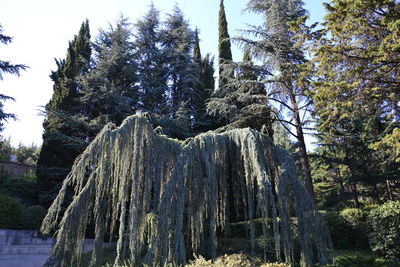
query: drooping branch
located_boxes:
[41,114,333,267]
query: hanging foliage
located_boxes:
[41,114,333,267]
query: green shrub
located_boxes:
[339,208,365,226]
[260,263,291,267]
[0,193,22,229]
[368,201,400,259]
[326,250,399,267]
[0,175,37,205]
[185,254,290,267]
[20,205,47,230]
[321,208,369,250]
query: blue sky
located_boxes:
[0,0,327,146]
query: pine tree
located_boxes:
[37,20,91,206]
[218,0,233,88]
[238,0,316,199]
[314,0,400,163]
[0,24,27,134]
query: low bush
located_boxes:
[368,201,400,260]
[321,208,369,250]
[20,205,47,230]
[0,193,22,229]
[186,254,291,267]
[0,174,37,205]
[339,208,365,226]
[326,250,399,267]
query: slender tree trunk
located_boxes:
[372,183,381,203]
[351,182,361,208]
[288,90,315,201]
[386,179,393,201]
[334,169,346,195]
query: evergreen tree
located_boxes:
[314,0,400,163]
[218,0,233,88]
[207,48,273,134]
[134,5,168,114]
[238,0,316,199]
[313,112,400,205]
[192,29,216,132]
[37,20,91,206]
[0,24,27,134]
[80,17,137,127]
[162,6,198,124]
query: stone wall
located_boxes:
[0,161,36,177]
[0,229,110,255]
[0,229,53,255]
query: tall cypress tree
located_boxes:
[218,0,233,88]
[192,29,216,133]
[37,20,91,206]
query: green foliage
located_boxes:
[339,208,365,227]
[326,250,399,267]
[0,173,37,205]
[0,24,27,134]
[37,20,92,207]
[321,209,368,250]
[0,139,40,165]
[313,0,400,164]
[20,205,47,230]
[186,254,291,267]
[207,48,273,135]
[368,201,400,259]
[0,193,22,229]
[192,29,216,133]
[218,0,233,87]
[79,245,118,267]
[240,0,316,199]
[14,143,40,165]
[0,137,12,161]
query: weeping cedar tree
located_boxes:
[37,20,91,206]
[0,24,27,134]
[41,114,333,267]
[235,0,316,199]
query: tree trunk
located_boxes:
[334,169,346,195]
[386,179,393,201]
[289,91,315,201]
[351,182,361,208]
